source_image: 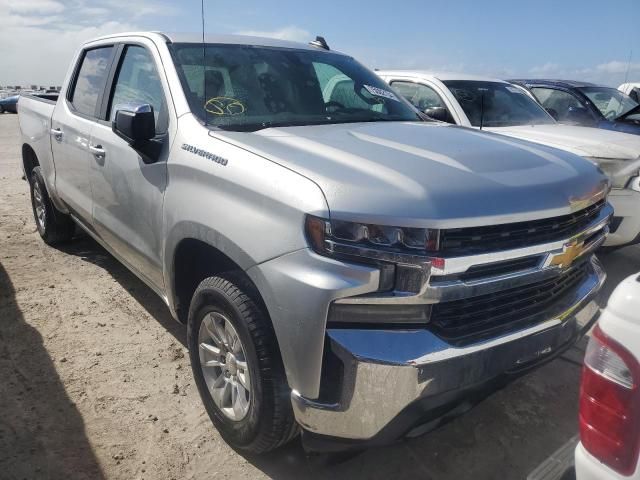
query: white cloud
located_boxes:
[0,0,178,85]
[234,26,311,43]
[529,62,561,75]
[596,60,640,74]
[3,0,65,14]
[0,20,140,85]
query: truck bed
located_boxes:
[18,95,56,182]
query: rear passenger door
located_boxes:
[88,42,172,291]
[52,45,116,223]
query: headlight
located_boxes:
[305,215,441,263]
[305,215,440,326]
[589,157,640,189]
[305,213,445,295]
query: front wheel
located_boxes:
[187,274,297,453]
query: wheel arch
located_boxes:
[165,222,259,324]
[22,143,39,180]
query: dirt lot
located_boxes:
[1,112,639,480]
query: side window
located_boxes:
[530,87,584,121]
[391,81,446,110]
[109,45,167,133]
[69,47,114,117]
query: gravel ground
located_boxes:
[1,112,639,480]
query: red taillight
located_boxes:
[579,325,640,476]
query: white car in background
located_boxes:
[620,83,640,103]
[528,272,640,480]
[376,71,640,248]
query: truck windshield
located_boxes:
[442,80,556,127]
[579,87,639,120]
[170,43,420,131]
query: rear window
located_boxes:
[69,47,114,117]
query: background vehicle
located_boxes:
[377,71,640,248]
[18,32,610,453]
[529,272,640,480]
[620,83,640,103]
[0,95,19,113]
[511,80,640,136]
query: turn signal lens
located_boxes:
[305,215,329,253]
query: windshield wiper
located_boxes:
[215,121,289,132]
[214,116,413,132]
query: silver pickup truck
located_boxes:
[18,31,611,453]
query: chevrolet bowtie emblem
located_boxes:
[548,242,586,269]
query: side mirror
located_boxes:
[424,106,452,123]
[112,103,156,144]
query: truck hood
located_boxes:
[213,122,608,228]
[487,124,640,160]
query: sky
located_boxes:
[1,0,638,87]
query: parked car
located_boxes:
[0,95,19,113]
[528,272,640,480]
[19,32,611,453]
[377,71,640,248]
[620,82,640,103]
[510,79,640,136]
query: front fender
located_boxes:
[163,220,256,316]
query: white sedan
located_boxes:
[528,272,640,480]
[377,71,640,248]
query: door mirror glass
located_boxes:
[112,103,156,144]
[424,106,452,123]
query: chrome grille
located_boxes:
[440,200,606,254]
[430,261,590,343]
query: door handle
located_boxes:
[50,128,63,141]
[89,144,106,160]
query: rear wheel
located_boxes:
[0,105,4,114]
[29,166,75,245]
[187,274,297,453]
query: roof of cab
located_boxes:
[377,70,507,83]
[86,31,339,53]
[510,79,604,88]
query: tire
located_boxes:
[187,273,298,453]
[29,166,75,245]
[0,106,4,114]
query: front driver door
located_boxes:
[88,42,172,291]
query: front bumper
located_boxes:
[292,256,606,444]
[606,187,640,247]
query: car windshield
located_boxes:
[170,43,420,131]
[579,87,639,120]
[442,80,556,127]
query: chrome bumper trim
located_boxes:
[291,257,605,440]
